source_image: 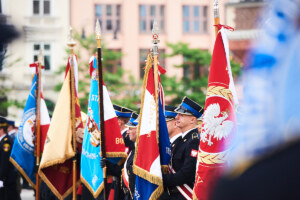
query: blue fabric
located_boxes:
[10,75,37,185]
[134,176,158,200]
[115,110,132,118]
[165,111,177,118]
[159,99,171,166]
[130,117,138,126]
[230,0,300,168]
[81,57,120,196]
[182,102,202,118]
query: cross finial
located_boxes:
[67,26,76,49]
[38,49,43,63]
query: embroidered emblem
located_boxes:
[3,143,10,152]
[191,149,198,157]
[201,103,233,146]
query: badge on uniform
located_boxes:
[3,143,11,152]
[191,149,198,157]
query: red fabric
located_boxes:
[108,188,115,200]
[193,31,236,200]
[77,184,83,195]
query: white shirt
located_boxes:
[0,134,6,142]
[8,130,16,136]
[121,127,129,135]
[170,133,182,144]
[182,128,196,139]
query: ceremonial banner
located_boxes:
[193,27,238,200]
[39,56,84,199]
[10,66,50,188]
[81,56,126,198]
[133,54,171,200]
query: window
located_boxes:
[139,5,165,33]
[95,4,121,33]
[0,0,2,14]
[33,43,51,70]
[139,49,165,79]
[33,0,51,15]
[183,6,208,33]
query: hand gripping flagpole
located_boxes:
[152,20,160,156]
[95,19,108,200]
[214,0,220,37]
[35,49,42,200]
[67,27,77,200]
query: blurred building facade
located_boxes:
[70,0,228,81]
[0,0,70,120]
[225,0,266,63]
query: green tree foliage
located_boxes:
[55,32,140,112]
[161,42,241,106]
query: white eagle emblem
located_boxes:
[201,103,233,146]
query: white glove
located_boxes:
[0,180,3,188]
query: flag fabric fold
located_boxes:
[10,65,50,189]
[133,54,171,200]
[38,55,84,199]
[193,28,237,200]
[80,56,126,198]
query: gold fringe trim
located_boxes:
[80,174,104,199]
[133,165,163,186]
[149,185,164,200]
[161,165,169,174]
[198,151,229,165]
[9,157,36,189]
[106,152,128,158]
[39,167,80,200]
[39,151,75,169]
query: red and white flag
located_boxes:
[193,27,238,200]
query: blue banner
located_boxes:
[10,75,37,187]
[80,57,119,197]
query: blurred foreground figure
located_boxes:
[212,0,300,200]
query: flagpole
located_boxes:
[35,50,42,200]
[67,27,77,200]
[214,0,220,37]
[95,19,108,200]
[152,21,160,151]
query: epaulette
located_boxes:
[192,132,199,140]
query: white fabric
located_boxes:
[103,85,118,121]
[0,180,3,188]
[8,130,16,136]
[220,28,239,105]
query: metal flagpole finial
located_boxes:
[67,27,76,50]
[214,0,219,18]
[38,49,43,64]
[95,19,102,40]
[152,20,160,55]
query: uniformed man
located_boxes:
[0,118,20,200]
[160,105,182,200]
[113,105,135,153]
[163,97,203,200]
[165,105,182,150]
[101,113,139,200]
[6,120,16,142]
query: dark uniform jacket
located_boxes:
[163,128,199,199]
[212,140,300,200]
[122,129,135,153]
[0,134,20,200]
[106,148,135,200]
